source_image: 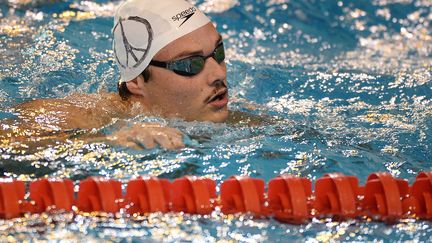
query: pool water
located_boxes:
[1,0,431,241]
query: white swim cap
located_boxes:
[113,0,211,82]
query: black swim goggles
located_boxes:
[149,42,225,77]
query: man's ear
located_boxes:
[125,76,146,96]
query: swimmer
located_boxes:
[1,0,262,150]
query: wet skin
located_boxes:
[1,23,232,149]
[125,22,229,123]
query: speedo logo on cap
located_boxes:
[172,7,196,27]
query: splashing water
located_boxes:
[0,0,431,241]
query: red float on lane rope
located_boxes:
[362,172,409,221]
[0,179,25,219]
[268,174,312,223]
[314,173,360,219]
[405,171,432,219]
[29,178,74,213]
[125,176,170,214]
[220,176,266,215]
[76,177,122,213]
[171,176,216,214]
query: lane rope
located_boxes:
[1,172,431,223]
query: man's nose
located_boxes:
[204,58,226,86]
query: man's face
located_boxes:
[141,23,228,123]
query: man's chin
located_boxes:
[182,106,229,123]
[207,108,229,123]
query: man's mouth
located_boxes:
[207,89,228,108]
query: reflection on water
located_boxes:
[0,0,431,241]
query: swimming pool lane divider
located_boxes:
[1,172,432,223]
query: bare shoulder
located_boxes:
[14,93,130,130]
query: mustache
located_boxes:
[205,80,228,103]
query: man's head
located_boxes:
[113,0,228,122]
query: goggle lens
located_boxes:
[150,42,225,77]
[214,44,225,63]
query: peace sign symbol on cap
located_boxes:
[113,16,153,69]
